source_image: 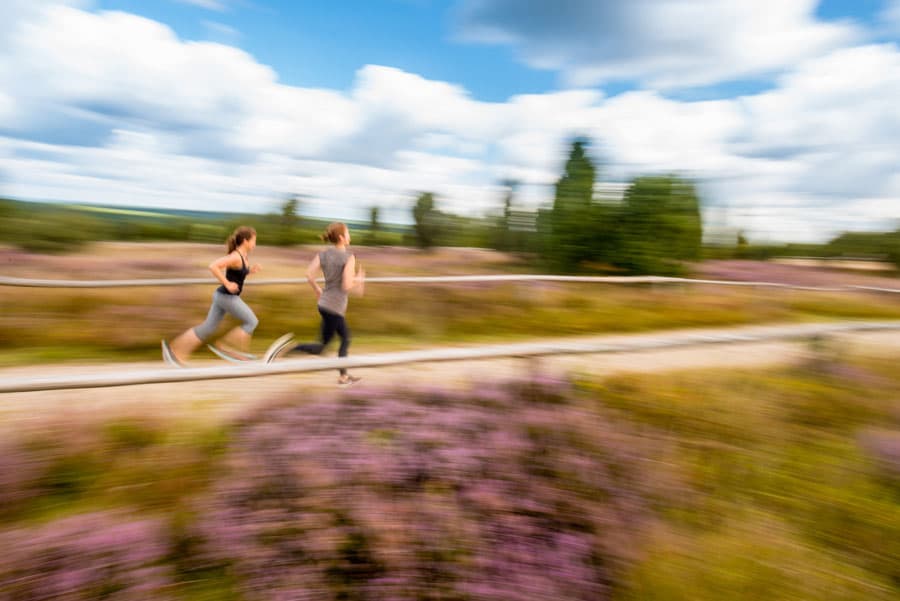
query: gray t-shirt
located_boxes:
[317,247,351,316]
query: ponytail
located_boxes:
[321,222,347,244]
[227,226,256,253]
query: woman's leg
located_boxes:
[168,328,203,363]
[295,308,337,355]
[335,315,351,377]
[170,293,225,361]
[216,295,259,354]
[295,309,358,383]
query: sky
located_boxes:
[1,0,899,242]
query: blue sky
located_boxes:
[2,0,900,241]
[96,0,883,100]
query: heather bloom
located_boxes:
[196,376,679,600]
[0,441,44,511]
[0,421,104,518]
[0,511,174,600]
[696,259,892,287]
[815,361,885,387]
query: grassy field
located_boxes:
[2,242,900,366]
[597,352,900,600]
[0,348,897,599]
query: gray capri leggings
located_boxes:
[193,291,259,341]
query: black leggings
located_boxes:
[295,307,351,375]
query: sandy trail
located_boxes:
[1,327,896,435]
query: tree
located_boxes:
[616,175,703,275]
[493,179,517,252]
[367,206,381,245]
[412,192,440,249]
[544,138,599,271]
[278,195,301,245]
[826,228,900,269]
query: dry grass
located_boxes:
[2,243,900,366]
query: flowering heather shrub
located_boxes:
[0,440,45,512]
[0,420,105,519]
[0,417,158,520]
[696,260,897,287]
[814,361,886,388]
[196,376,680,600]
[0,511,174,599]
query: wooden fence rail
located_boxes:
[2,273,899,293]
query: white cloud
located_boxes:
[735,44,900,199]
[0,0,90,50]
[202,20,241,44]
[455,0,858,88]
[0,92,14,122]
[881,1,900,32]
[176,0,227,11]
[8,8,261,122]
[2,5,361,160]
[587,91,746,174]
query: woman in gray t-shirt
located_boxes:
[267,222,365,385]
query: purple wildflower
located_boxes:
[194,378,680,600]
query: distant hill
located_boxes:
[1,197,411,235]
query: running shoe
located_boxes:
[264,333,296,364]
[207,344,257,362]
[161,339,184,368]
[337,374,362,387]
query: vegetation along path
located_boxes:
[1,324,898,435]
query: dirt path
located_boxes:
[1,327,897,435]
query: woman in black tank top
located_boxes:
[217,251,250,295]
[162,226,262,366]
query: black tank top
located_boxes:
[217,252,249,296]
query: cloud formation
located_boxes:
[0,1,897,241]
[177,0,228,11]
[455,0,858,88]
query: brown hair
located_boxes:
[227,226,256,253]
[321,222,348,244]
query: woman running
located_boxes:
[162,225,261,366]
[265,222,365,386]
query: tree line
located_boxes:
[411,138,703,275]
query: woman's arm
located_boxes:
[209,252,241,293]
[306,254,322,299]
[342,255,365,295]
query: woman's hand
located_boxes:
[250,263,262,274]
[354,266,366,296]
[224,281,239,294]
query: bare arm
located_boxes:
[209,252,241,293]
[306,254,322,299]
[342,255,365,295]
